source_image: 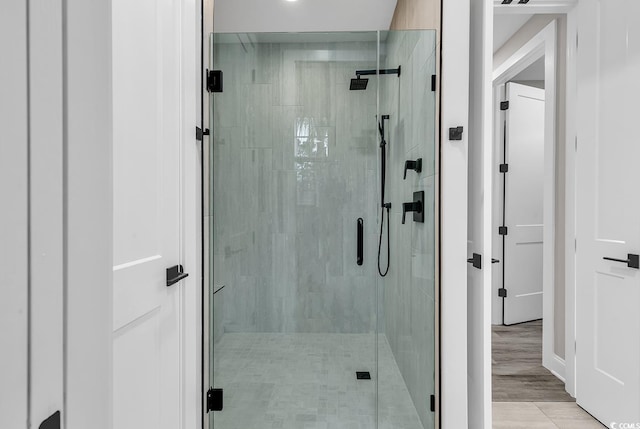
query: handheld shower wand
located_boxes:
[378,115,391,277]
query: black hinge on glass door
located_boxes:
[207,388,223,412]
[206,70,223,93]
[430,395,435,412]
[196,126,210,141]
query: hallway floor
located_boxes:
[212,333,426,429]
[492,321,605,428]
[492,320,572,402]
[493,402,605,428]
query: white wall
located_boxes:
[494,15,561,67]
[493,14,532,52]
[213,0,397,33]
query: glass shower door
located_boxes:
[205,30,438,429]
[207,32,381,429]
[377,30,438,429]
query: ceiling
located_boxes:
[493,14,533,53]
[213,0,399,34]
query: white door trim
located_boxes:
[29,1,65,425]
[441,0,471,426]
[467,0,494,427]
[493,19,566,381]
[562,6,577,398]
[181,0,202,427]
[493,0,578,15]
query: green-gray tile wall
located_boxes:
[210,37,381,334]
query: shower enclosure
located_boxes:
[204,30,437,429]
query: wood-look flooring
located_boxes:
[492,320,573,402]
[492,321,606,427]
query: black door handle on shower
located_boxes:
[603,253,640,269]
[357,218,363,266]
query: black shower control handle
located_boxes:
[403,158,422,180]
[402,201,423,224]
[402,191,425,224]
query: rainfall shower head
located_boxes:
[350,77,369,91]
[349,66,401,91]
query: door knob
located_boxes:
[603,253,640,269]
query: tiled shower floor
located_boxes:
[212,333,425,429]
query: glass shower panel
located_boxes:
[208,32,381,428]
[377,30,438,429]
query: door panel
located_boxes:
[112,0,183,427]
[576,0,640,424]
[114,312,162,429]
[503,82,545,325]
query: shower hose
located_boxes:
[378,119,390,277]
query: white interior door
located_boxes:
[576,0,640,425]
[503,82,545,325]
[112,0,184,428]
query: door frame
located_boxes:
[182,0,202,428]
[467,0,579,424]
[441,0,471,426]
[492,21,563,378]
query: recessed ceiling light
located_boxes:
[285,0,298,2]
